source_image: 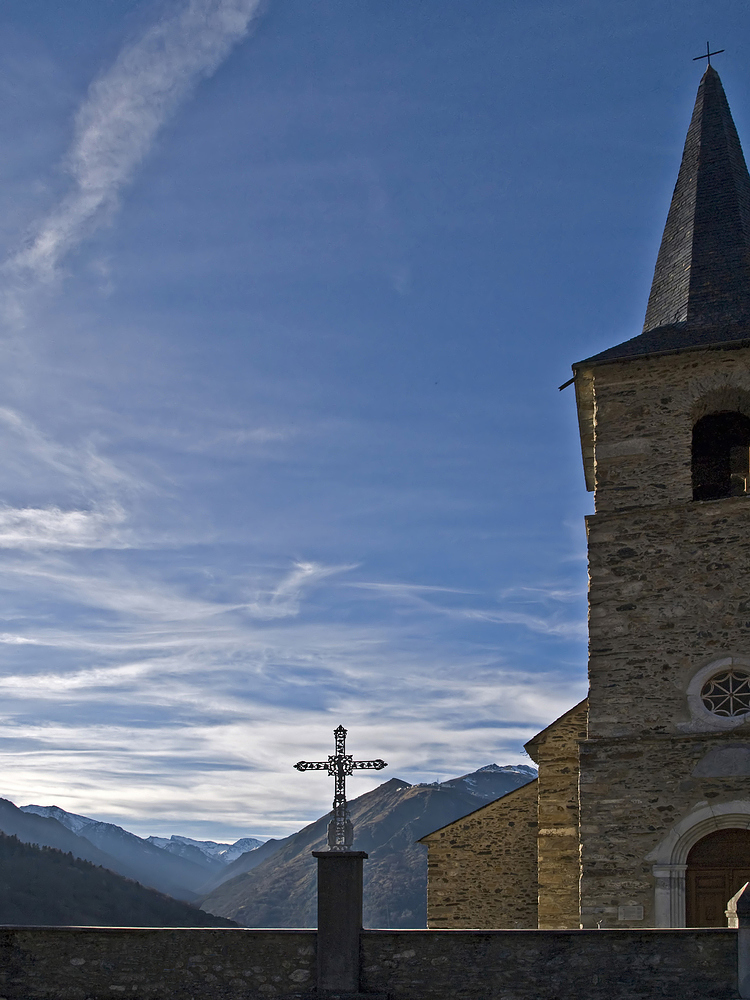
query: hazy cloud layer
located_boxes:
[0,499,586,837]
[0,405,586,838]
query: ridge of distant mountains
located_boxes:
[146,834,263,868]
[13,802,262,902]
[0,762,535,924]
[0,831,237,926]
[198,763,537,928]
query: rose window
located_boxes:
[700,669,750,717]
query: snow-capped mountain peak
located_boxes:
[145,834,263,865]
[21,804,95,836]
[476,763,538,776]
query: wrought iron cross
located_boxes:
[693,41,724,66]
[294,726,387,850]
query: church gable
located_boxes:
[419,779,538,929]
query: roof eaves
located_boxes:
[573,334,750,371]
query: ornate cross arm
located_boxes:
[294,726,388,850]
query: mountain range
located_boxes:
[0,762,535,926]
[146,834,262,868]
[199,763,537,928]
[0,832,236,926]
[14,802,262,901]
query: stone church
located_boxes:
[421,65,750,931]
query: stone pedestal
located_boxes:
[313,850,367,993]
[737,882,750,999]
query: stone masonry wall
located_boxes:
[580,343,750,927]
[421,780,538,929]
[527,702,588,929]
[360,928,736,1000]
[586,497,750,740]
[579,731,750,927]
[0,926,736,1000]
[586,343,750,515]
[0,927,316,999]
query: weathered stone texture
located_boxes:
[586,496,750,739]
[572,343,750,925]
[579,731,750,927]
[0,926,737,1000]
[526,702,588,929]
[0,927,316,1000]
[421,780,538,929]
[587,344,750,514]
[360,928,736,1000]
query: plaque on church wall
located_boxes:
[692,746,750,777]
[617,905,644,921]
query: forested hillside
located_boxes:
[0,833,236,926]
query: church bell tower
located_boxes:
[573,64,750,928]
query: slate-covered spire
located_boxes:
[643,65,750,332]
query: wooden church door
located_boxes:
[686,829,750,927]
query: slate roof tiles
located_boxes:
[577,67,750,368]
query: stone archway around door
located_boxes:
[646,800,750,927]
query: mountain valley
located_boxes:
[0,763,535,926]
[199,764,536,927]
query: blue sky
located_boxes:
[0,0,746,841]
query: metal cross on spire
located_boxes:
[693,41,724,66]
[295,726,387,851]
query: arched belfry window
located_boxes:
[692,412,750,501]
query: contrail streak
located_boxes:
[7,0,263,288]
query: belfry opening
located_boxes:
[692,411,750,500]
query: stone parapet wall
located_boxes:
[421,780,538,929]
[361,928,736,999]
[0,926,737,1000]
[0,927,315,1000]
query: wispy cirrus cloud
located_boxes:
[245,561,357,619]
[0,407,141,550]
[5,0,264,302]
[456,606,586,640]
[0,0,591,839]
[348,582,475,596]
[0,598,583,838]
[0,407,138,494]
[0,634,40,645]
[0,502,128,550]
[348,575,587,640]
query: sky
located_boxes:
[0,0,747,842]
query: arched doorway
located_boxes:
[686,829,750,926]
